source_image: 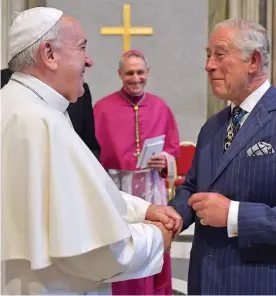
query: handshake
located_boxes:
[145,205,183,252]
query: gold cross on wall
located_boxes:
[100,4,153,52]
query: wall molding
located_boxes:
[1,0,46,68]
[207,0,228,119]
[228,0,274,83]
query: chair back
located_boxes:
[175,141,196,177]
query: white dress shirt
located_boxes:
[227,80,271,237]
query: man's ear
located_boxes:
[38,41,58,71]
[146,67,150,76]
[248,49,262,74]
[118,68,123,80]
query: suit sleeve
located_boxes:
[81,83,101,160]
[168,133,200,231]
[237,202,276,245]
[167,124,207,230]
[168,154,196,231]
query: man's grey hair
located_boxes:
[118,51,148,70]
[214,19,270,73]
[8,20,63,72]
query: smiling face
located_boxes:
[55,16,93,102]
[118,55,150,95]
[39,15,93,102]
[205,26,252,102]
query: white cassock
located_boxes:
[1,73,164,295]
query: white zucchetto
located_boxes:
[9,7,63,62]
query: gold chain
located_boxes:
[120,91,145,156]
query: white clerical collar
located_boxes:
[231,80,270,113]
[11,72,69,113]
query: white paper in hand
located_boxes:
[136,135,165,169]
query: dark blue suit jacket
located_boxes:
[169,86,276,295]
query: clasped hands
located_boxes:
[145,205,183,252]
[144,192,231,252]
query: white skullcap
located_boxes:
[8,7,63,62]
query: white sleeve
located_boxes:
[227,201,240,237]
[56,223,164,282]
[120,191,151,223]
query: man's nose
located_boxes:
[85,55,93,68]
[205,57,217,72]
[132,73,140,81]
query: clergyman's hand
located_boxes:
[147,155,167,170]
[146,205,183,236]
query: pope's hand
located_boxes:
[145,205,183,237]
[148,221,173,252]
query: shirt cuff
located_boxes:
[227,201,240,237]
[120,191,151,223]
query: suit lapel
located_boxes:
[210,107,230,177]
[209,86,276,188]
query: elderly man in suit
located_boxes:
[1,68,101,160]
[169,19,276,295]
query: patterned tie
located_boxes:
[224,106,247,151]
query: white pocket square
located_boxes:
[247,141,275,157]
